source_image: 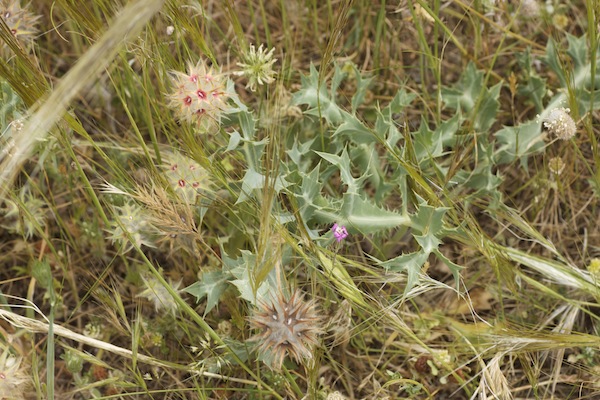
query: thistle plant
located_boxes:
[168,60,232,131]
[248,289,322,370]
[235,44,277,92]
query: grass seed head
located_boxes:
[168,60,231,131]
[249,289,322,370]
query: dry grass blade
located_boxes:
[0,308,261,386]
[475,353,513,400]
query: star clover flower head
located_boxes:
[108,202,156,253]
[163,152,212,204]
[0,351,30,400]
[0,0,40,44]
[168,60,232,131]
[137,275,182,315]
[248,289,322,369]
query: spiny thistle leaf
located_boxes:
[312,193,410,235]
[346,63,374,113]
[412,113,460,162]
[223,250,278,305]
[350,144,395,202]
[409,203,447,235]
[441,61,500,132]
[495,120,544,165]
[332,114,374,144]
[377,88,416,148]
[286,137,315,171]
[236,167,291,204]
[315,148,365,194]
[516,48,547,112]
[292,63,347,124]
[374,251,428,294]
[184,270,229,315]
[441,62,484,112]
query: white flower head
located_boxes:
[543,107,577,140]
[235,44,277,91]
[0,352,30,400]
[519,0,541,19]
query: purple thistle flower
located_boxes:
[332,223,348,243]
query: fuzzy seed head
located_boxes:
[552,13,568,30]
[163,153,212,204]
[249,290,322,369]
[0,0,39,43]
[548,156,565,176]
[0,352,30,400]
[108,202,156,253]
[83,321,105,340]
[1,190,46,239]
[543,107,576,140]
[168,60,231,131]
[137,275,182,315]
[517,0,541,19]
[327,392,348,400]
[235,44,277,92]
